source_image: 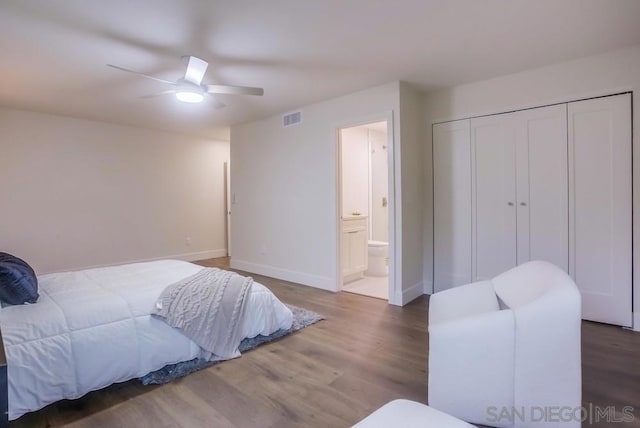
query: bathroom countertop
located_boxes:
[343,215,368,221]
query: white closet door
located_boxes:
[568,93,632,327]
[514,104,568,270]
[433,120,471,291]
[471,115,517,281]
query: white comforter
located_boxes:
[0,260,293,420]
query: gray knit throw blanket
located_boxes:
[152,268,253,360]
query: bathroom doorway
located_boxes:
[337,117,393,301]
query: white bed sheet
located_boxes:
[0,260,292,420]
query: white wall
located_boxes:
[422,44,640,330]
[370,128,389,242]
[0,108,230,274]
[340,127,370,218]
[399,82,425,302]
[230,82,399,293]
[231,81,423,304]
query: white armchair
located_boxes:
[428,261,581,428]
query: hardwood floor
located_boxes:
[10,257,640,427]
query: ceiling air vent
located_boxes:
[283,111,302,127]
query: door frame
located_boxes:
[224,161,231,257]
[334,111,398,304]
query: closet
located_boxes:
[342,216,368,283]
[433,93,632,326]
[471,104,569,281]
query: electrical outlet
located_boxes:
[260,244,267,255]
[185,237,192,247]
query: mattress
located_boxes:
[0,259,293,420]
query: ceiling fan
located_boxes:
[107,56,264,105]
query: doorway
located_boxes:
[337,117,394,301]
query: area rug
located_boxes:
[140,304,324,385]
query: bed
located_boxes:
[0,259,293,421]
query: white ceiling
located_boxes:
[2,0,640,141]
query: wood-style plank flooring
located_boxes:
[10,257,640,427]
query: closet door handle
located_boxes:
[520,202,527,206]
[507,202,514,206]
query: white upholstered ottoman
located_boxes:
[353,399,474,427]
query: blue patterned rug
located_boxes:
[140,304,324,385]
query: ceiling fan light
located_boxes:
[175,90,204,103]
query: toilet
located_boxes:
[366,240,389,276]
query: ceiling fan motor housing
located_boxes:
[175,79,205,103]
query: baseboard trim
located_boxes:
[175,249,228,261]
[113,249,228,265]
[43,249,228,274]
[633,313,640,332]
[423,279,434,295]
[392,280,425,306]
[403,280,425,305]
[230,259,336,292]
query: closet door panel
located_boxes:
[471,116,517,281]
[515,105,568,270]
[568,93,632,327]
[433,120,471,291]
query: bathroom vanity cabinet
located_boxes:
[342,216,368,283]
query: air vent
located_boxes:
[283,111,302,127]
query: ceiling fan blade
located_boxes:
[184,56,208,85]
[107,64,174,84]
[139,90,176,99]
[206,84,264,96]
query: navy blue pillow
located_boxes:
[0,252,39,305]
